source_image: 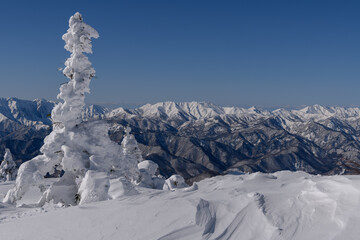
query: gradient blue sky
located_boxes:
[0,0,359,108]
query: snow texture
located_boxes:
[163,174,188,190]
[1,171,360,240]
[52,12,99,129]
[121,127,143,166]
[0,149,17,182]
[78,171,110,205]
[137,160,165,189]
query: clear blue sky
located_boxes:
[0,0,359,108]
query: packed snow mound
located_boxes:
[163,174,188,190]
[138,160,159,176]
[137,160,165,189]
[78,171,110,205]
[108,177,138,199]
[0,171,360,240]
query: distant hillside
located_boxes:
[2,98,360,181]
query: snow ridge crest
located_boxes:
[110,101,360,122]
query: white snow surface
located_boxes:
[1,171,360,240]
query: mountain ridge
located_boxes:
[2,98,360,181]
[107,101,360,124]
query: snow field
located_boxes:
[0,171,360,240]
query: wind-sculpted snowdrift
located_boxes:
[0,171,359,240]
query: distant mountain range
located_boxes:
[2,98,360,182]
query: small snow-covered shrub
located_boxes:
[138,160,158,176]
[0,149,17,182]
[116,126,141,181]
[78,171,110,205]
[163,175,188,190]
[137,160,165,189]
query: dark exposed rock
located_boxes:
[2,99,360,183]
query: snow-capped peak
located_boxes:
[135,101,224,120]
[128,101,269,121]
[298,104,333,116]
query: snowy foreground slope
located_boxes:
[0,171,360,240]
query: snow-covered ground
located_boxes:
[0,171,360,240]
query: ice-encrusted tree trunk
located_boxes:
[4,12,139,206]
[52,12,98,129]
[38,12,101,203]
[0,149,17,182]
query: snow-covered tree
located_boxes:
[3,13,138,206]
[3,12,190,206]
[0,149,17,182]
[51,12,98,129]
[163,175,188,190]
[137,160,164,189]
[119,126,142,180]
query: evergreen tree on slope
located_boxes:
[0,149,17,182]
[4,13,139,206]
[120,126,143,178]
